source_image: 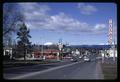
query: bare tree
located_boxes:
[3,3,24,46]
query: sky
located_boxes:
[4,3,117,45]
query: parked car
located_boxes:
[70,56,78,62]
[79,55,83,59]
[70,58,78,62]
[84,56,90,62]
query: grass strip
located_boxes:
[3,60,60,68]
[101,62,117,79]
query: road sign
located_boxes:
[108,19,113,45]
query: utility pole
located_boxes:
[41,41,44,59]
[113,20,116,61]
[58,38,63,60]
[39,36,43,59]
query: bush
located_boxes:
[4,55,10,60]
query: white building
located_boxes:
[3,47,13,59]
[107,48,117,57]
[100,49,117,57]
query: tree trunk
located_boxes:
[24,49,26,60]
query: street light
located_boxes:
[39,37,44,58]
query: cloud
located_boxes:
[18,3,51,26]
[78,3,97,15]
[18,3,50,14]
[17,3,106,35]
[94,24,106,30]
[92,24,106,33]
[36,12,95,33]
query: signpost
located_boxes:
[102,19,116,63]
[108,19,115,61]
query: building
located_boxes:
[33,49,60,59]
[3,47,13,59]
[100,48,117,57]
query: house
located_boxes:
[3,47,13,59]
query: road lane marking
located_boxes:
[9,62,81,79]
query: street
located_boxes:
[3,3,117,80]
[4,56,104,79]
[19,60,103,79]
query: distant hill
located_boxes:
[67,45,116,49]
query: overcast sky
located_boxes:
[4,3,117,45]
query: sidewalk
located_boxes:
[94,61,104,79]
[100,58,117,79]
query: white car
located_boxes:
[79,56,82,58]
[70,58,73,61]
[84,56,90,61]
[70,58,77,62]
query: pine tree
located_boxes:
[16,23,31,60]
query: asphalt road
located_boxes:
[3,60,73,78]
[4,56,104,79]
[20,60,103,79]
